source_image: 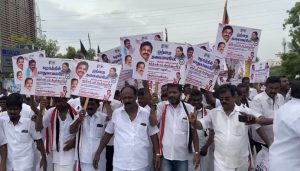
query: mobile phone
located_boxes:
[238,115,248,122]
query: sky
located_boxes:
[37,0,297,60]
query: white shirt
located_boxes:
[74,111,107,164]
[0,120,7,146]
[249,87,258,100]
[105,106,159,170]
[251,91,285,144]
[43,107,76,165]
[270,98,300,171]
[195,107,211,147]
[99,99,122,146]
[1,116,42,170]
[22,103,35,118]
[157,101,194,161]
[200,105,261,168]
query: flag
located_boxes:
[88,33,91,49]
[97,45,101,54]
[165,28,168,42]
[222,0,229,25]
[80,40,87,58]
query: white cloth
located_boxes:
[269,98,300,171]
[99,99,122,146]
[53,164,74,171]
[0,120,7,146]
[214,159,248,171]
[105,106,159,170]
[1,117,42,170]
[7,168,32,171]
[68,97,82,112]
[249,87,258,100]
[113,166,149,171]
[74,111,107,165]
[251,91,285,145]
[157,101,194,161]
[199,105,261,168]
[43,107,76,166]
[80,161,105,171]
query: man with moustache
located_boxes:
[221,25,233,43]
[189,84,273,171]
[153,84,200,171]
[139,41,153,63]
[93,85,160,171]
[36,97,78,171]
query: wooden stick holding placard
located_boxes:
[83,97,89,110]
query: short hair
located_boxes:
[187,47,194,52]
[137,88,145,96]
[29,59,36,66]
[242,77,250,83]
[71,78,78,82]
[125,55,132,61]
[214,59,220,64]
[200,46,207,50]
[76,61,89,70]
[266,76,281,85]
[190,89,202,97]
[155,35,161,39]
[252,31,258,36]
[167,83,182,93]
[218,84,236,97]
[121,85,137,96]
[136,61,145,68]
[176,46,183,52]
[280,75,288,79]
[25,78,33,84]
[17,71,22,75]
[101,54,107,59]
[62,62,69,67]
[222,25,233,33]
[218,42,225,47]
[17,56,24,62]
[176,72,180,75]
[124,39,130,45]
[140,41,153,52]
[6,93,23,109]
[291,78,300,99]
[236,83,248,96]
[110,67,116,72]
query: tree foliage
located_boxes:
[34,35,59,58]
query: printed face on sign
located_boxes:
[125,55,132,67]
[24,78,33,91]
[17,71,22,81]
[222,25,234,43]
[250,31,259,43]
[154,34,162,41]
[217,42,225,54]
[136,62,145,77]
[16,56,24,70]
[76,61,89,79]
[71,78,78,92]
[139,41,153,62]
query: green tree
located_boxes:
[86,49,96,60]
[280,2,300,78]
[34,35,59,57]
[65,46,77,59]
[9,34,33,48]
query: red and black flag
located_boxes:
[222,0,229,24]
[80,40,87,59]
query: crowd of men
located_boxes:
[0,75,299,171]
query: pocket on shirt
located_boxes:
[231,124,244,136]
[180,118,189,132]
[95,124,105,138]
[18,131,31,143]
[137,124,148,139]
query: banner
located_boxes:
[131,41,188,85]
[214,23,261,61]
[195,42,211,52]
[35,58,73,97]
[71,60,121,100]
[18,51,46,95]
[120,32,163,70]
[250,61,270,83]
[185,48,224,91]
[97,46,122,65]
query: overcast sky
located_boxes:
[38,0,297,60]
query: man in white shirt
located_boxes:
[93,85,160,171]
[2,93,47,171]
[242,77,257,100]
[70,98,107,171]
[251,76,285,152]
[279,75,291,103]
[190,84,272,171]
[0,119,7,171]
[36,97,77,171]
[155,84,200,171]
[270,78,300,171]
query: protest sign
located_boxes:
[185,47,224,91]
[250,61,270,83]
[214,23,261,61]
[97,46,122,65]
[71,60,121,101]
[35,58,73,97]
[120,32,163,70]
[195,42,211,52]
[18,51,46,95]
[131,41,188,84]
